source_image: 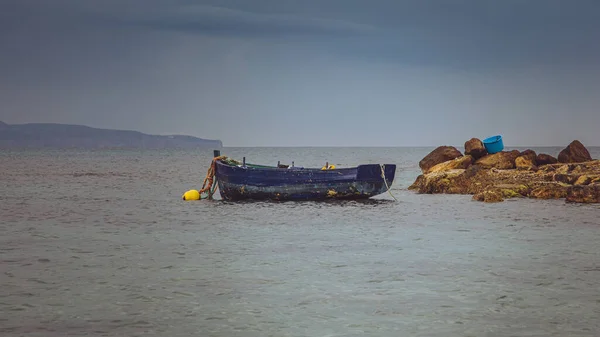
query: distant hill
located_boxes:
[0,122,222,149]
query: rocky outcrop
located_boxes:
[558,140,592,163]
[515,157,536,170]
[529,185,568,200]
[520,149,537,161]
[472,184,530,203]
[419,146,462,173]
[574,175,600,185]
[553,173,579,185]
[408,169,469,194]
[566,185,600,203]
[536,153,558,166]
[464,138,487,160]
[475,150,521,169]
[410,139,598,203]
[427,155,473,174]
[516,150,537,170]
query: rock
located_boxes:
[463,164,483,179]
[464,138,487,160]
[574,175,595,186]
[472,193,485,202]
[408,175,426,191]
[529,185,569,199]
[495,184,531,197]
[536,154,558,166]
[427,155,473,174]
[410,147,600,203]
[475,150,521,170]
[558,140,592,163]
[553,173,579,185]
[472,190,504,203]
[536,170,555,182]
[418,146,463,173]
[411,169,469,194]
[555,164,576,175]
[474,184,529,202]
[538,165,556,173]
[520,149,537,162]
[571,164,585,174]
[515,156,537,171]
[566,185,600,203]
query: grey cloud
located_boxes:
[5,0,598,68]
[117,4,378,38]
[105,0,600,68]
[307,0,600,68]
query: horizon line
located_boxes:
[222,145,600,148]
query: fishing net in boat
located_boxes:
[218,157,241,166]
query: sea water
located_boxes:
[1,147,599,336]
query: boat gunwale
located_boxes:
[215,158,392,173]
[217,159,357,171]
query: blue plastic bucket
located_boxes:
[482,135,504,154]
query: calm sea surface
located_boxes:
[1,147,600,337]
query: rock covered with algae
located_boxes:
[409,139,600,203]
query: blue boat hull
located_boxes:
[214,161,396,201]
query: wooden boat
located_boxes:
[213,155,396,201]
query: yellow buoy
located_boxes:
[321,164,336,170]
[182,189,200,201]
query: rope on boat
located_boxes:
[198,155,228,200]
[380,164,397,201]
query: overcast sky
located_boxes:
[1,0,599,146]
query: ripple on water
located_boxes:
[2,147,600,336]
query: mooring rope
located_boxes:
[199,156,227,200]
[380,164,397,201]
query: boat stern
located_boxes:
[357,164,396,186]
